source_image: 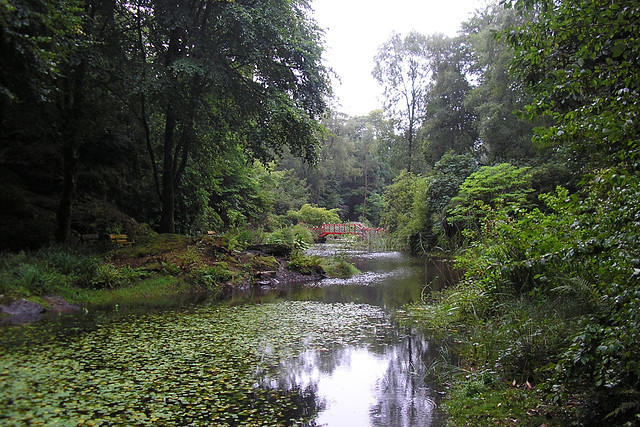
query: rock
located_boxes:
[0,299,45,325]
[0,296,80,325]
[42,296,81,313]
[246,243,291,257]
[0,298,44,315]
[254,270,277,279]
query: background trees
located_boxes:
[507,0,640,170]
[395,1,640,424]
[373,31,432,173]
[421,34,478,165]
[128,0,330,233]
[462,4,538,162]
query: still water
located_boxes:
[230,245,457,426]
[0,246,456,426]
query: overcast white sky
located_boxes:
[311,0,487,116]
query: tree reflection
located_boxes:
[370,332,442,426]
[257,327,443,427]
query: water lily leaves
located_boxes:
[0,301,397,425]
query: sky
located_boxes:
[311,0,487,116]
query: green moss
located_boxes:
[249,255,280,271]
[321,257,360,278]
[114,234,194,258]
[64,276,186,306]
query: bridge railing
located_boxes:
[309,223,388,239]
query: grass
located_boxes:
[61,275,188,306]
[399,280,583,426]
[0,235,229,308]
[0,226,359,311]
[443,372,553,426]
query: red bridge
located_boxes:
[309,223,388,239]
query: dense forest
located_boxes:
[1,0,640,424]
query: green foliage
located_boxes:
[443,371,548,427]
[224,227,262,252]
[91,264,126,289]
[264,225,315,251]
[462,4,537,162]
[0,0,85,104]
[414,171,640,424]
[286,253,324,275]
[288,203,341,227]
[190,264,233,292]
[321,256,361,279]
[380,172,421,235]
[381,155,478,253]
[0,248,147,295]
[161,261,181,276]
[44,250,99,285]
[504,0,640,169]
[373,31,433,173]
[422,35,478,165]
[446,163,533,243]
[12,265,52,295]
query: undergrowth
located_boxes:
[401,173,640,426]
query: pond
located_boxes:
[0,245,456,426]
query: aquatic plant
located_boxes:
[0,301,395,426]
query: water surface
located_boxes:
[0,245,453,426]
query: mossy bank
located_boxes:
[0,230,359,324]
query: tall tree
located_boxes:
[373,31,432,173]
[421,34,478,165]
[129,0,330,233]
[462,4,537,162]
[504,0,640,169]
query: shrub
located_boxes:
[264,225,315,250]
[287,204,341,227]
[286,253,324,275]
[322,257,360,278]
[91,264,125,289]
[191,264,233,292]
[438,171,640,424]
[13,265,51,294]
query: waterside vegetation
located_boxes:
[0,223,364,313]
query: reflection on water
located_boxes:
[262,330,442,427]
[0,245,454,426]
[253,247,452,426]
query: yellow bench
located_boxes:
[109,234,134,245]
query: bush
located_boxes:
[90,264,144,289]
[417,171,640,424]
[286,253,324,275]
[191,264,233,292]
[13,265,51,294]
[322,256,360,278]
[264,225,315,250]
[287,204,341,227]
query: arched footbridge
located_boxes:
[309,223,388,239]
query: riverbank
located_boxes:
[400,277,613,427]
[0,231,359,325]
[0,247,443,427]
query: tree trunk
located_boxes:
[158,28,183,234]
[55,60,85,243]
[55,141,79,243]
[159,103,177,234]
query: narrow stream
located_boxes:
[0,245,456,426]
